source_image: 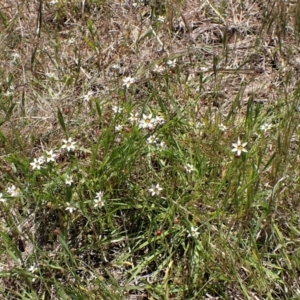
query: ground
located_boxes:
[1,0,300,299]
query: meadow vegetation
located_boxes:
[1,0,300,299]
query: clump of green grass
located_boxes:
[1,0,300,299]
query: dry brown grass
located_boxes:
[1,0,299,146]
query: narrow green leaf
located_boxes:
[95,99,101,117]
[58,234,77,266]
[87,19,94,37]
[262,152,276,173]
[57,108,67,134]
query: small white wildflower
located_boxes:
[28,264,38,273]
[154,115,165,125]
[139,114,156,130]
[157,140,166,149]
[185,163,196,173]
[129,112,139,124]
[0,193,6,203]
[231,137,248,156]
[3,90,14,97]
[65,202,76,213]
[157,15,166,23]
[166,59,176,68]
[94,198,105,208]
[30,158,43,170]
[65,175,73,186]
[200,66,209,72]
[7,184,20,197]
[111,64,120,70]
[67,37,76,44]
[82,90,94,102]
[260,123,272,133]
[148,183,163,196]
[61,137,76,152]
[194,122,205,129]
[11,52,20,62]
[95,191,104,200]
[153,64,165,74]
[4,85,15,97]
[112,105,123,114]
[147,136,157,144]
[46,72,57,79]
[187,226,199,238]
[115,124,123,132]
[49,0,59,4]
[122,76,135,88]
[218,123,227,131]
[45,150,56,163]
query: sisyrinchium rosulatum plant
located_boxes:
[1,0,300,299]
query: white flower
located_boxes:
[115,124,123,132]
[46,72,57,79]
[11,52,20,62]
[200,67,209,72]
[65,202,76,213]
[28,264,38,273]
[3,90,14,97]
[95,191,104,200]
[187,226,199,238]
[7,184,20,197]
[45,150,57,163]
[67,37,76,44]
[111,64,120,70]
[260,123,272,133]
[30,158,43,170]
[147,136,157,144]
[218,123,227,131]
[167,59,176,68]
[157,140,166,149]
[61,137,76,152]
[231,137,248,156]
[0,193,6,203]
[138,114,156,130]
[112,105,123,114]
[94,191,105,208]
[185,163,195,173]
[129,112,139,124]
[65,175,73,186]
[153,64,165,74]
[154,115,165,126]
[194,122,204,129]
[157,15,166,23]
[122,76,135,88]
[94,198,105,208]
[148,183,163,196]
[82,90,94,102]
